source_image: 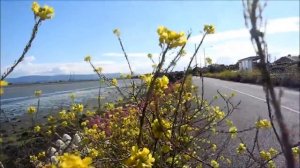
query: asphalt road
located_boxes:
[193,77,300,166]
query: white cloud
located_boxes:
[23,56,36,64]
[266,17,299,34]
[188,17,299,65]
[190,17,299,44]
[2,59,131,77]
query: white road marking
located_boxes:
[222,86,300,114]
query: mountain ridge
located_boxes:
[6,73,121,84]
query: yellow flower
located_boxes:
[38,151,46,158]
[31,2,40,14]
[89,148,99,158]
[211,144,217,152]
[58,153,93,168]
[269,148,278,156]
[229,126,238,138]
[156,75,169,89]
[34,125,41,133]
[151,118,171,139]
[47,115,55,123]
[69,93,76,101]
[147,53,153,59]
[126,146,155,167]
[104,103,115,110]
[157,26,187,48]
[236,143,246,154]
[292,147,299,156]
[161,145,171,153]
[260,150,271,160]
[86,110,96,117]
[46,130,52,136]
[94,67,102,73]
[140,74,153,86]
[30,155,38,162]
[213,107,225,120]
[0,80,8,95]
[59,110,68,120]
[0,80,8,86]
[204,24,215,34]
[111,78,118,86]
[34,90,42,97]
[31,2,54,20]
[126,74,132,79]
[113,29,121,37]
[84,55,91,62]
[72,104,84,113]
[27,106,37,114]
[268,160,276,168]
[62,121,68,127]
[255,119,271,129]
[210,160,219,168]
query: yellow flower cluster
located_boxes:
[236,143,246,154]
[86,110,96,117]
[34,90,42,97]
[72,104,84,113]
[84,55,91,62]
[126,146,155,168]
[34,125,41,133]
[61,121,68,127]
[113,29,121,37]
[59,110,75,120]
[229,126,238,138]
[213,106,225,120]
[32,2,54,20]
[83,126,105,140]
[203,24,215,34]
[69,93,76,101]
[210,159,219,168]
[151,118,171,139]
[30,155,38,162]
[111,78,118,86]
[37,151,45,158]
[57,153,93,168]
[27,106,37,114]
[259,149,278,168]
[147,53,152,59]
[255,119,271,129]
[260,148,278,160]
[89,148,99,158]
[292,147,299,156]
[47,115,55,123]
[211,144,217,152]
[140,74,153,86]
[157,26,187,48]
[0,80,8,95]
[156,75,169,90]
[94,67,102,73]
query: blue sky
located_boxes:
[1,0,299,77]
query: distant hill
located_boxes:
[6,73,121,84]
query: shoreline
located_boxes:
[0,87,123,144]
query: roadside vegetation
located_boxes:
[0,0,299,168]
[203,67,299,88]
[204,69,262,83]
